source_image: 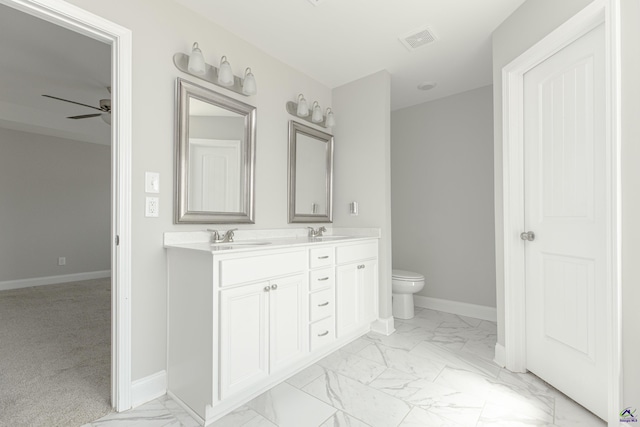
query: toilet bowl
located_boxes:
[392,269,425,319]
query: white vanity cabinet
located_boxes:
[336,242,379,338]
[165,236,379,426]
[219,273,306,398]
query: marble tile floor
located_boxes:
[85,308,605,427]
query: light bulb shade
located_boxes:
[296,94,309,117]
[242,68,257,95]
[101,113,111,125]
[217,56,234,87]
[325,108,335,127]
[311,102,323,123]
[187,42,206,75]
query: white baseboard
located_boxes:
[0,270,111,291]
[494,343,506,368]
[132,370,167,408]
[370,316,395,336]
[414,295,497,322]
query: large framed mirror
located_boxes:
[175,78,256,223]
[288,121,333,223]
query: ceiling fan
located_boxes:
[42,88,111,124]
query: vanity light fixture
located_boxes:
[285,94,335,129]
[187,42,206,75]
[296,94,309,117]
[173,42,258,97]
[242,68,257,95]
[325,108,335,127]
[311,101,323,123]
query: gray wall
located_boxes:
[63,0,333,380]
[391,85,495,307]
[0,127,110,281]
[333,70,393,321]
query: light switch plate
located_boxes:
[145,172,160,193]
[145,197,159,217]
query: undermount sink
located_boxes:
[211,241,272,247]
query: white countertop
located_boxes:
[164,228,380,254]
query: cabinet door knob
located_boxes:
[357,264,365,269]
[271,284,278,290]
[318,301,329,307]
[264,286,270,292]
[317,330,329,337]
[318,277,329,281]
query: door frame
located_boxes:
[501,0,621,424]
[0,0,134,412]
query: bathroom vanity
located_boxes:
[164,231,379,425]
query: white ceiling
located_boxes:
[0,4,111,145]
[175,0,526,110]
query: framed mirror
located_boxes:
[175,78,256,223]
[288,121,333,223]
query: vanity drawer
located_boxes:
[309,288,334,322]
[310,247,335,269]
[309,316,335,351]
[218,250,306,287]
[309,267,334,292]
[336,241,378,264]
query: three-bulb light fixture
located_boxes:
[286,94,335,128]
[173,42,257,96]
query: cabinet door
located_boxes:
[336,264,361,338]
[219,282,270,398]
[361,260,378,324]
[269,274,307,372]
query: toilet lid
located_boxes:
[392,269,424,281]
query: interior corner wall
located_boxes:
[491,0,595,346]
[332,70,392,320]
[391,85,495,308]
[59,0,332,381]
[0,127,110,281]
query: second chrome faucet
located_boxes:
[208,228,238,243]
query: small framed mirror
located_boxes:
[175,78,256,223]
[288,121,333,223]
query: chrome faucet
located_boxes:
[307,226,326,238]
[208,228,238,243]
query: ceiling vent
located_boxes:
[399,26,437,51]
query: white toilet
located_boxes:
[391,269,425,319]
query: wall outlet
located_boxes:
[58,257,66,266]
[145,197,159,217]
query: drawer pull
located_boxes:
[357,264,365,269]
[318,277,330,281]
[317,330,329,337]
[263,286,270,292]
[318,256,330,259]
[271,284,278,290]
[318,301,329,307]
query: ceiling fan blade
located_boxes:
[42,94,104,112]
[67,113,103,119]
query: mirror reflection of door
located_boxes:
[295,133,327,215]
[187,97,245,213]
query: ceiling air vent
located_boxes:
[399,26,437,52]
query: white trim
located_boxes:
[494,343,506,368]
[0,0,134,412]
[414,295,497,322]
[501,0,621,424]
[132,371,167,408]
[370,316,395,336]
[0,270,111,291]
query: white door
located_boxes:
[269,274,307,372]
[336,264,361,338]
[523,24,606,419]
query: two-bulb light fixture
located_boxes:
[286,94,335,128]
[173,42,257,96]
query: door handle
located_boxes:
[317,331,329,337]
[271,284,278,290]
[263,286,270,292]
[318,277,330,281]
[357,264,365,269]
[520,231,535,241]
[318,301,329,307]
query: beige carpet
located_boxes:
[0,278,112,426]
